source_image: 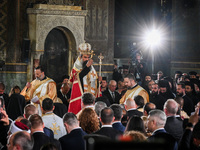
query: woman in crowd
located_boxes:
[79,108,100,134]
[124,115,147,136]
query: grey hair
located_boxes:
[94,101,107,117]
[164,99,178,115]
[109,80,117,85]
[63,113,78,126]
[12,131,34,150]
[149,109,166,127]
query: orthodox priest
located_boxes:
[120,73,149,104]
[20,66,57,116]
[68,42,101,114]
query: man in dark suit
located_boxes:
[164,99,183,142]
[143,102,156,116]
[125,98,143,119]
[102,80,121,105]
[59,113,87,150]
[147,109,177,150]
[178,108,200,150]
[94,107,122,139]
[57,83,70,108]
[29,114,61,150]
[110,104,125,133]
[24,104,54,139]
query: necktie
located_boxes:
[112,92,115,100]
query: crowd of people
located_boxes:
[0,42,200,150]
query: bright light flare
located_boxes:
[142,28,164,49]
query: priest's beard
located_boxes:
[160,92,167,97]
[82,60,91,70]
[151,91,158,96]
[186,91,193,96]
[176,92,183,97]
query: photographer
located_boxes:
[133,52,147,85]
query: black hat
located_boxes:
[102,77,107,81]
[123,65,129,70]
[158,80,169,88]
[175,71,182,75]
[185,81,195,90]
[62,75,69,81]
[189,71,197,76]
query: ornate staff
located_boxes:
[97,53,104,97]
[98,53,104,76]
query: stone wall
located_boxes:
[170,0,200,75]
[85,0,115,80]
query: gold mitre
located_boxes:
[78,42,94,57]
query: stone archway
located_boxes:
[27,4,87,81]
[39,26,76,83]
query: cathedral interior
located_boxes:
[1,0,200,93]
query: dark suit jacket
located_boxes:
[0,121,10,146]
[150,94,166,110]
[57,90,69,108]
[182,95,194,116]
[178,129,198,150]
[32,132,61,150]
[112,122,125,133]
[43,127,54,139]
[59,128,87,150]
[127,109,143,119]
[164,116,183,142]
[94,127,122,139]
[148,129,177,150]
[53,103,68,118]
[102,89,121,105]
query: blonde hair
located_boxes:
[123,130,147,142]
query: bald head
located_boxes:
[125,98,136,110]
[164,99,178,116]
[143,102,156,116]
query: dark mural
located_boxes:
[0,0,7,61]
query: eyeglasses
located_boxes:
[110,85,117,87]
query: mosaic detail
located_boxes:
[0,0,7,61]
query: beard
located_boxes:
[36,75,44,81]
[176,92,183,97]
[160,92,167,97]
[186,91,193,96]
[151,91,158,96]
